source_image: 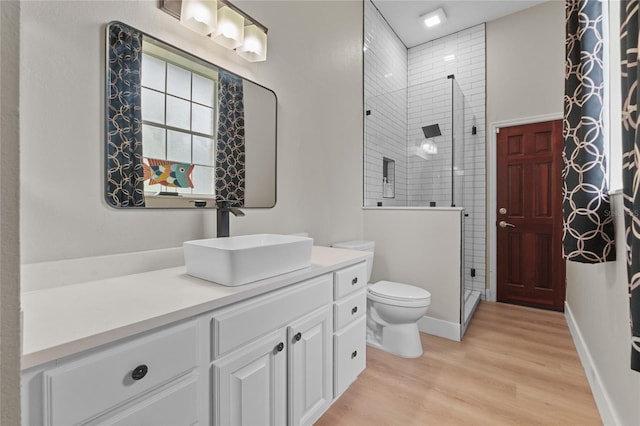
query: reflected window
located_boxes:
[140,40,217,197]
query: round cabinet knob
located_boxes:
[351,306,358,315]
[131,364,148,381]
[294,332,302,342]
[351,350,358,359]
[352,277,358,285]
[276,342,285,352]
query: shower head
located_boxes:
[422,124,441,138]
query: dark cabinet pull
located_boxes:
[351,306,358,315]
[351,350,358,359]
[276,342,285,352]
[352,277,358,285]
[294,332,302,342]
[131,364,148,381]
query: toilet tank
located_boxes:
[331,240,375,282]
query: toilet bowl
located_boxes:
[331,240,431,358]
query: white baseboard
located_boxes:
[484,288,497,302]
[564,301,619,425]
[418,316,461,342]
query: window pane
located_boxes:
[192,165,215,196]
[193,74,215,107]
[192,104,214,135]
[142,124,166,159]
[166,130,191,163]
[166,64,191,99]
[141,54,166,92]
[166,95,191,130]
[141,88,165,124]
[193,136,215,166]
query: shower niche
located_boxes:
[382,157,395,198]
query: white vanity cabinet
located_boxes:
[21,250,370,426]
[211,273,334,426]
[22,319,205,426]
[332,263,368,398]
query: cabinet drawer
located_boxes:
[333,316,366,398]
[87,374,199,426]
[333,289,366,331]
[334,263,367,299]
[43,320,198,426]
[211,274,333,359]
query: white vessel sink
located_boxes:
[183,234,313,286]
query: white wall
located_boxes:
[486,1,564,124]
[20,0,364,265]
[363,0,408,207]
[0,0,21,422]
[363,208,462,324]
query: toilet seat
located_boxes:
[368,281,431,307]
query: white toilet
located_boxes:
[331,240,431,358]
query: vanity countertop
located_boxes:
[21,246,369,370]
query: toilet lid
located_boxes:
[369,281,431,303]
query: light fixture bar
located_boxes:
[159,0,268,35]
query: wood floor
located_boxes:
[316,301,600,426]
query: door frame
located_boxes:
[487,112,563,302]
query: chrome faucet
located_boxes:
[216,200,245,238]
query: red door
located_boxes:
[496,120,565,311]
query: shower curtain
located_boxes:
[563,0,615,263]
[620,0,640,372]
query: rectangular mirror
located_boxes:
[106,21,276,208]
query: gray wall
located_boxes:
[0,1,21,422]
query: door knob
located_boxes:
[499,220,515,228]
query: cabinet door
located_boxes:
[287,306,333,426]
[334,315,366,398]
[213,330,287,426]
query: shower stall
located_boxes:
[364,75,483,334]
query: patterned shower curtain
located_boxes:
[106,22,145,207]
[620,0,640,372]
[216,69,246,206]
[563,0,615,262]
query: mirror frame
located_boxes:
[105,21,277,209]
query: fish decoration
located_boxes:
[143,158,194,188]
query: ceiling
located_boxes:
[371,0,547,48]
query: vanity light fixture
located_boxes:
[236,24,268,62]
[212,5,244,49]
[180,0,218,35]
[160,0,269,62]
[422,8,446,28]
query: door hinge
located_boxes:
[496,127,500,134]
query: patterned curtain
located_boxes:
[106,22,145,207]
[563,0,615,262]
[216,69,246,206]
[621,0,640,372]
